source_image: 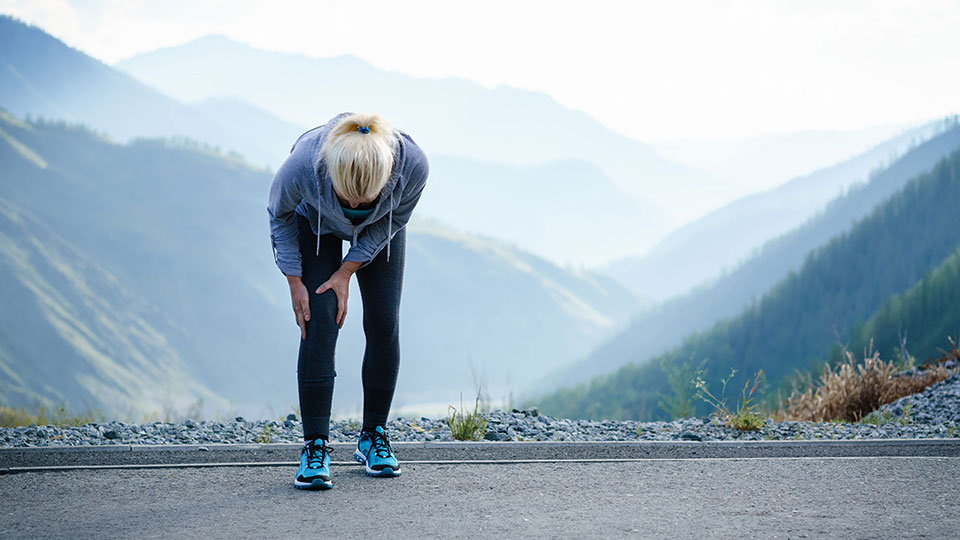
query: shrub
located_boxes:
[784,340,957,422]
[694,368,767,431]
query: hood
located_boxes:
[295,111,405,263]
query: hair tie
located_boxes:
[358,126,370,134]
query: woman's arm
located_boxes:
[267,154,305,277]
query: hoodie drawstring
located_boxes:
[315,207,321,256]
[315,185,395,263]
[386,191,393,262]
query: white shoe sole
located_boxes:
[293,476,333,490]
[353,449,402,477]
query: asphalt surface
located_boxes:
[3,457,959,539]
[3,442,959,539]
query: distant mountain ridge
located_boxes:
[115,33,726,225]
[601,118,951,301]
[651,122,929,197]
[0,15,280,167]
[0,17,672,267]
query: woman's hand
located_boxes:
[286,276,311,340]
[316,268,352,328]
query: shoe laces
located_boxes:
[303,439,333,468]
[369,429,394,459]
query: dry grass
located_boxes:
[784,340,958,422]
[0,405,105,428]
[937,336,960,364]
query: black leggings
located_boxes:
[295,212,405,441]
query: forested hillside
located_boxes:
[530,121,960,396]
[839,246,960,367]
[535,146,960,420]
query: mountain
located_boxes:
[0,109,637,417]
[534,144,960,420]
[115,34,722,224]
[0,17,673,267]
[530,121,960,396]
[651,121,929,198]
[192,96,308,158]
[602,118,951,301]
[0,15,278,167]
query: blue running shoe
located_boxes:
[294,438,333,490]
[354,425,401,477]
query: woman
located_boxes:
[267,111,429,490]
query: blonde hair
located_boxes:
[320,112,398,202]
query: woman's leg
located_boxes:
[295,213,343,441]
[355,227,406,432]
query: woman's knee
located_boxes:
[307,288,340,329]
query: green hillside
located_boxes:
[535,146,960,420]
[841,245,960,367]
[0,128,226,414]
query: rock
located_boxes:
[680,431,702,441]
[184,419,196,428]
[286,414,297,421]
[235,416,245,422]
[484,430,506,441]
[103,430,121,440]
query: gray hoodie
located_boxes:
[267,111,429,276]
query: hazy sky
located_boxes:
[3,0,959,142]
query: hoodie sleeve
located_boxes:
[266,154,305,277]
[343,143,429,269]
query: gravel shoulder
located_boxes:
[4,374,959,448]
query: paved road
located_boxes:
[3,456,958,539]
